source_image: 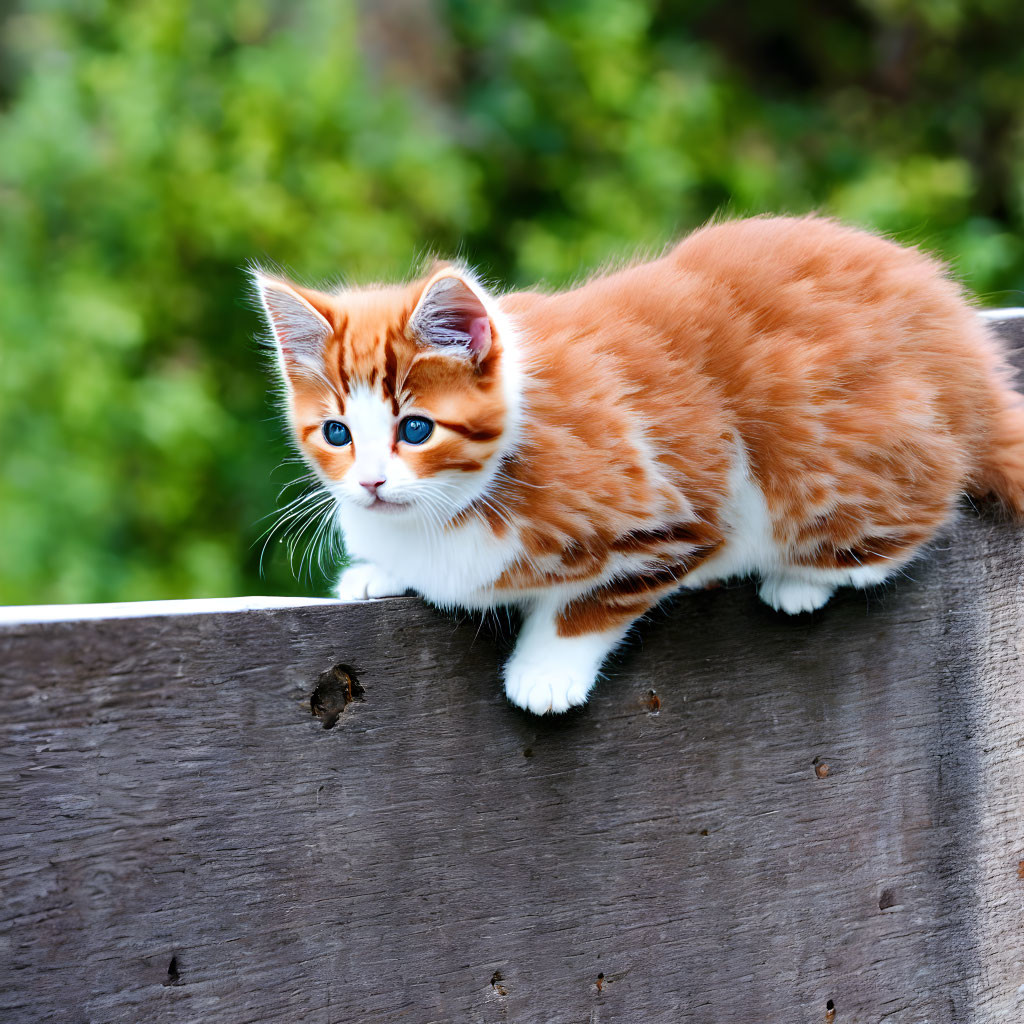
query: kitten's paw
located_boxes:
[335,563,406,601]
[503,656,595,715]
[759,576,834,615]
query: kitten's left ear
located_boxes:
[409,270,493,362]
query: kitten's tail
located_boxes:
[972,398,1024,517]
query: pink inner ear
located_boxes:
[469,316,491,358]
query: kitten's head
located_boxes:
[253,264,521,521]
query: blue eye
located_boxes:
[399,416,434,445]
[322,420,351,447]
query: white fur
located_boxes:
[339,504,520,609]
[681,444,779,590]
[503,596,628,714]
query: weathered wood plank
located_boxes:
[1,318,1022,1024]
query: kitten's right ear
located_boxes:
[251,270,334,376]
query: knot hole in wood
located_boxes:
[309,663,364,729]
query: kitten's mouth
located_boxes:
[365,496,408,513]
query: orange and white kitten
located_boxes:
[254,216,1024,715]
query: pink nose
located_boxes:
[359,478,386,495]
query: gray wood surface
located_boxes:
[2,319,1023,1024]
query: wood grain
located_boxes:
[1,318,1022,1024]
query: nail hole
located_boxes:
[490,970,508,996]
[523,748,534,758]
[699,828,709,836]
[826,998,836,1021]
[878,888,897,910]
[162,955,181,987]
[310,663,364,729]
[596,972,604,992]
[642,689,661,714]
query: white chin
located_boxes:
[362,496,412,514]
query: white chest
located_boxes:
[339,506,520,609]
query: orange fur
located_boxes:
[264,215,1024,650]
[501,216,1023,632]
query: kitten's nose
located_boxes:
[359,478,386,496]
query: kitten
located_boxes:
[253,215,1024,715]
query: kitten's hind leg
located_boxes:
[758,575,835,615]
[503,597,630,715]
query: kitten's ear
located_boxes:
[409,270,492,362]
[251,270,334,375]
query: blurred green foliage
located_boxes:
[1,0,1023,604]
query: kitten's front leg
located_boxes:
[503,597,630,715]
[335,562,407,601]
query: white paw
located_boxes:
[503,654,596,715]
[759,576,834,615]
[335,563,406,601]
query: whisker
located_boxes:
[299,502,340,583]
[256,483,337,580]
